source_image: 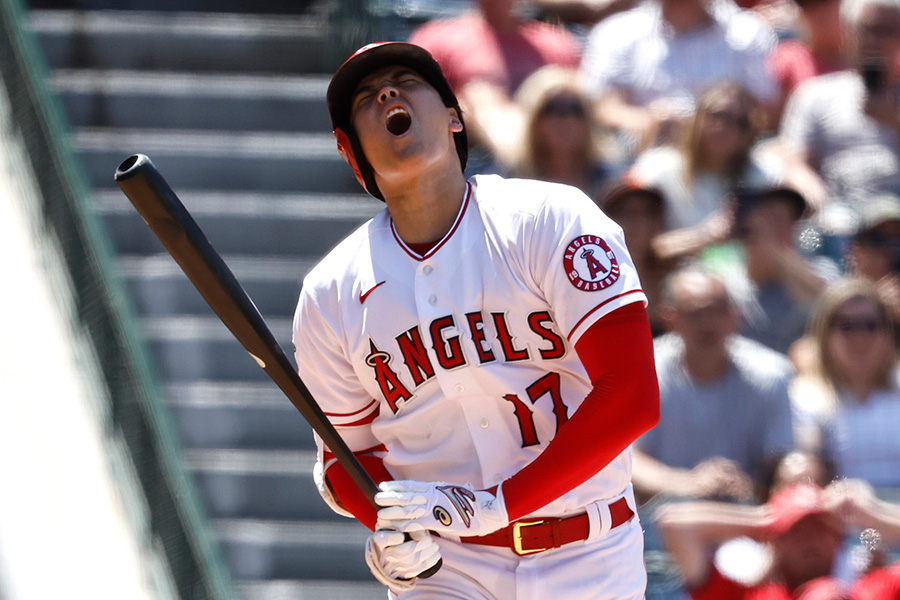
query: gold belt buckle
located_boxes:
[512,519,549,556]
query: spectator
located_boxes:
[797,277,900,488]
[580,0,778,156]
[734,185,835,354]
[534,0,638,28]
[656,480,900,599]
[756,448,835,503]
[768,0,847,124]
[848,193,900,318]
[498,65,612,199]
[628,82,784,263]
[408,0,581,170]
[632,265,795,503]
[742,0,800,34]
[597,177,671,336]
[829,477,900,579]
[778,0,900,213]
[789,195,900,380]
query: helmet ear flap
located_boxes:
[334,127,365,187]
[334,126,384,201]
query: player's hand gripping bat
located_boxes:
[114,154,440,579]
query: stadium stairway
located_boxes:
[28,6,387,600]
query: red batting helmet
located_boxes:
[326,42,468,201]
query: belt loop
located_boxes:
[585,500,604,542]
[597,498,613,539]
[623,483,638,518]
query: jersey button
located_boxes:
[455,384,465,393]
[428,295,437,305]
[423,265,433,275]
[480,418,490,429]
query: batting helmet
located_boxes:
[326,42,468,201]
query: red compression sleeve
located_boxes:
[322,448,393,531]
[501,301,660,521]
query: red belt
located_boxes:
[460,497,633,556]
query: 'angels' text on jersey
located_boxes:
[367,309,566,413]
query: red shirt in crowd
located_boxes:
[408,13,580,95]
[691,565,847,600]
[691,563,900,600]
[768,40,846,97]
[851,564,900,600]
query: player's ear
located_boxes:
[448,108,463,133]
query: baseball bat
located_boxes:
[114,154,440,578]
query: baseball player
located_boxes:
[292,42,660,599]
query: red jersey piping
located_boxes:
[324,398,378,418]
[568,289,645,342]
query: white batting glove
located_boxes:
[364,529,441,592]
[375,480,509,537]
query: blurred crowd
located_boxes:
[399,0,900,596]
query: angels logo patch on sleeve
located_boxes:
[563,235,620,291]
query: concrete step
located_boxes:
[234,579,383,600]
[167,382,316,451]
[49,70,331,132]
[213,518,372,581]
[142,315,294,383]
[118,255,310,319]
[96,190,377,256]
[187,449,337,522]
[73,128,359,194]
[29,10,331,74]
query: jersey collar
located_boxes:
[391,181,472,261]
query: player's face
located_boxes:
[350,66,463,188]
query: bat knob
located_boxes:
[398,532,441,579]
[418,557,442,579]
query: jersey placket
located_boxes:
[409,221,516,487]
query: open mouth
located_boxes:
[386,107,412,136]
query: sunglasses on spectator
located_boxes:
[830,317,887,334]
[541,97,586,118]
[705,109,751,130]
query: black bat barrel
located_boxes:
[115,154,380,501]
[115,154,441,579]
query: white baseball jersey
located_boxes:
[293,174,646,520]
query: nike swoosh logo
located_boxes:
[359,281,386,304]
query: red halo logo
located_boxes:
[563,235,620,291]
